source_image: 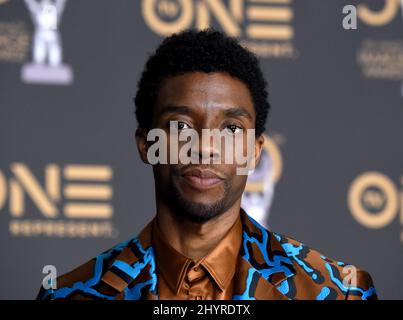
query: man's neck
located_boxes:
[155,200,241,261]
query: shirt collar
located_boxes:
[152,213,243,295]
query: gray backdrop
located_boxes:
[0,0,402,299]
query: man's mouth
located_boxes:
[180,168,224,189]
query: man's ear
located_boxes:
[253,134,265,169]
[135,128,150,164]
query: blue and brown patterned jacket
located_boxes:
[37,208,378,300]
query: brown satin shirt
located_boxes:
[152,214,243,300]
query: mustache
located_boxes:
[176,165,227,180]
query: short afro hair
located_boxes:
[134,28,271,136]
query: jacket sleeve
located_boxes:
[36,285,55,300]
[345,269,378,300]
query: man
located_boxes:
[37,29,377,300]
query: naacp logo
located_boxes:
[344,0,403,97]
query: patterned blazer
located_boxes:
[37,209,377,300]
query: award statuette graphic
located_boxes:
[21,0,73,85]
[241,134,283,228]
[241,149,274,228]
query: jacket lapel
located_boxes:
[232,209,296,300]
[100,219,159,300]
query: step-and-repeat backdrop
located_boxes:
[0,0,402,299]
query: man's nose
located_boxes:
[190,135,221,163]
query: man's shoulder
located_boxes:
[269,230,378,300]
[36,236,139,300]
[37,220,156,300]
[272,231,352,271]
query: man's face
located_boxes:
[136,72,263,223]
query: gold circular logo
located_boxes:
[357,0,401,26]
[348,172,398,228]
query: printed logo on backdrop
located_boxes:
[0,1,30,62]
[21,0,73,85]
[0,164,117,238]
[142,0,298,59]
[348,172,403,245]
[241,133,284,227]
[343,0,403,97]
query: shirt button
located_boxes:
[187,267,205,282]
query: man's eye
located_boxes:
[169,121,190,130]
[225,124,242,134]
